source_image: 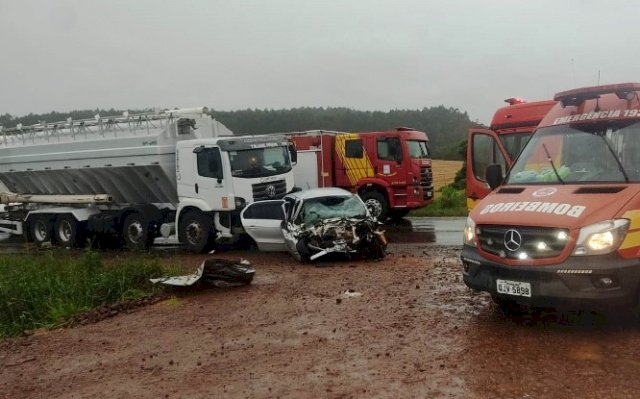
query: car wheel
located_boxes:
[296,239,312,263]
[359,191,389,220]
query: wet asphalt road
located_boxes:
[0,217,467,251]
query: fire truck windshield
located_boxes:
[506,122,640,184]
[499,132,532,161]
[407,140,430,159]
[229,146,292,178]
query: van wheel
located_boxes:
[54,215,83,248]
[360,191,389,220]
[179,211,213,253]
[29,216,52,245]
[122,213,152,251]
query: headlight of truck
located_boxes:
[463,217,477,247]
[235,197,247,210]
[572,219,629,256]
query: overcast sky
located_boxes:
[1,0,639,124]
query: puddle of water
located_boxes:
[385,217,465,245]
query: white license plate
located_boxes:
[496,279,531,297]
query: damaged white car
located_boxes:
[240,188,387,262]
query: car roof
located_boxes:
[285,187,354,200]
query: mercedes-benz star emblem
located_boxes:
[504,229,522,252]
[265,184,277,198]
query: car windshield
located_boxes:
[300,195,367,225]
[229,146,292,178]
[407,140,430,159]
[506,122,640,184]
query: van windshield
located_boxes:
[506,122,640,184]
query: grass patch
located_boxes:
[410,185,467,217]
[0,251,175,338]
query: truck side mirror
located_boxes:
[289,144,298,165]
[486,164,503,190]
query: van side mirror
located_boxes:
[486,164,503,190]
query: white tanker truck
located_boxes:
[0,107,296,252]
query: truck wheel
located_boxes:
[179,211,213,253]
[54,215,83,248]
[360,191,389,220]
[122,213,151,251]
[29,216,52,245]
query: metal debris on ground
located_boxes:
[150,258,255,286]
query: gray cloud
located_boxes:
[1,0,638,124]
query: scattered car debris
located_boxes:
[341,290,363,299]
[150,258,255,286]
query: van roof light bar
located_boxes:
[554,83,640,107]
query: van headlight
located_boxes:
[463,217,477,247]
[572,219,629,256]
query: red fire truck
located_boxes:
[289,128,433,219]
[466,98,557,211]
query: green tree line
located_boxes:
[1,106,478,159]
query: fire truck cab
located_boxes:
[290,128,433,219]
[462,83,640,312]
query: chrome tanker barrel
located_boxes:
[0,107,233,206]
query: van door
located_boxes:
[466,129,510,211]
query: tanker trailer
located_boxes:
[0,107,296,252]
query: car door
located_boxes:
[240,200,286,251]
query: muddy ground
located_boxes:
[3,243,640,398]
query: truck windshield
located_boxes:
[506,122,640,184]
[499,132,531,161]
[229,146,291,178]
[300,195,367,226]
[407,140,430,159]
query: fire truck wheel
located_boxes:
[29,216,53,245]
[360,191,389,220]
[179,211,213,253]
[54,215,83,248]
[122,213,152,251]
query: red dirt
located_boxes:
[3,245,640,398]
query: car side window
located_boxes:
[244,202,284,220]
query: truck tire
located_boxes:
[29,216,52,245]
[179,211,213,253]
[360,191,389,220]
[122,213,152,251]
[54,215,83,248]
